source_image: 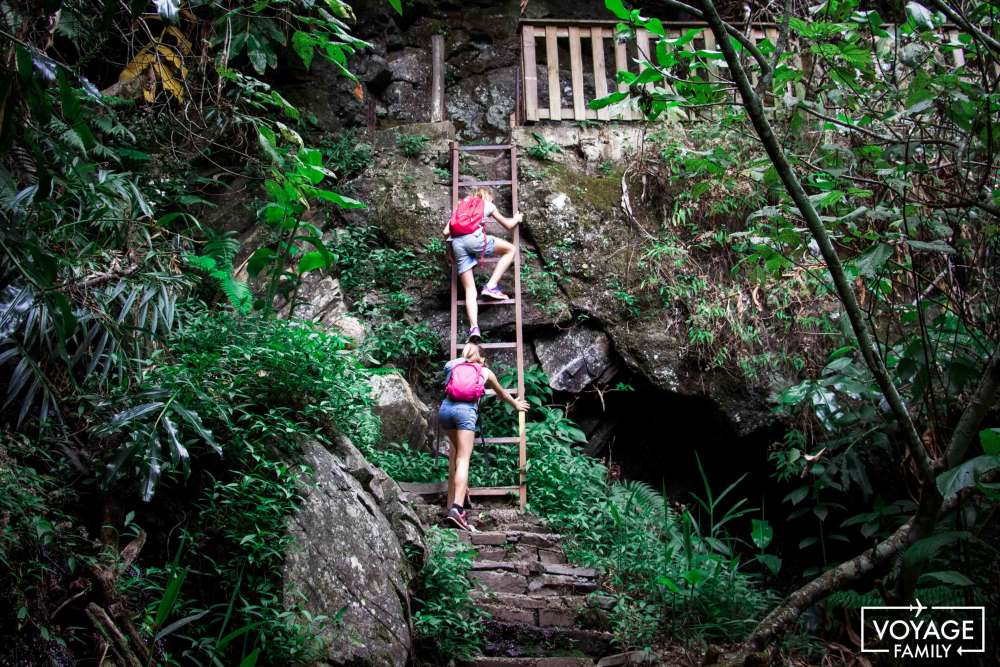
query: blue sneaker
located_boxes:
[467,326,481,342]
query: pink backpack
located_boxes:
[449,196,485,237]
[446,362,486,402]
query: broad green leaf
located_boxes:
[247,248,278,276]
[936,455,1000,498]
[297,250,332,274]
[905,2,935,30]
[905,239,955,254]
[852,243,893,277]
[757,554,782,575]
[311,188,366,209]
[387,0,403,15]
[588,91,628,110]
[917,570,974,587]
[604,0,629,20]
[751,519,773,549]
[980,428,1000,456]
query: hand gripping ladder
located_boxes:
[449,141,527,510]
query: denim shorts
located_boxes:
[451,229,496,275]
[438,398,478,431]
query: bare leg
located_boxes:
[460,269,478,330]
[450,429,476,510]
[485,238,515,289]
[446,430,460,508]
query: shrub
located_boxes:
[396,133,430,158]
[411,527,487,663]
[323,131,374,178]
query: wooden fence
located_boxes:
[518,18,971,124]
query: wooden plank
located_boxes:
[702,27,717,81]
[431,35,445,122]
[545,26,561,121]
[469,486,520,497]
[949,29,965,67]
[614,37,632,120]
[399,481,447,495]
[519,18,784,28]
[481,436,520,444]
[480,342,517,349]
[538,108,598,120]
[635,28,651,65]
[521,26,539,122]
[568,27,586,120]
[591,27,610,121]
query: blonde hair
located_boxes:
[473,187,494,202]
[461,342,485,364]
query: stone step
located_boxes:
[472,591,613,630]
[464,657,594,667]
[471,560,598,579]
[469,568,600,597]
[483,620,616,658]
[474,543,568,564]
[474,593,614,630]
[465,657,594,667]
[460,530,564,549]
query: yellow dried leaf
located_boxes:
[120,50,155,82]
[155,63,184,100]
[164,26,192,55]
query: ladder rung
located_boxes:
[459,144,511,152]
[469,486,520,496]
[457,298,516,305]
[484,388,518,397]
[480,342,516,349]
[458,179,513,187]
[481,436,521,444]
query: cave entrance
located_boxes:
[568,374,784,507]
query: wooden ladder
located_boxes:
[449,141,527,510]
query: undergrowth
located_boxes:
[410,527,487,663]
[371,366,778,650]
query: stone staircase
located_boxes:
[411,503,660,667]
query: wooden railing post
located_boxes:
[430,35,445,122]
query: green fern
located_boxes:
[614,480,666,522]
[186,231,251,313]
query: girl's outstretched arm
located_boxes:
[486,369,529,412]
[490,209,523,231]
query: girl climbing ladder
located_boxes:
[446,141,529,510]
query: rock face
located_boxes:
[534,326,618,393]
[284,438,424,667]
[370,373,432,449]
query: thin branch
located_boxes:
[924,0,1000,56]
[700,0,938,487]
[653,0,773,78]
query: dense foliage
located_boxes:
[595,0,1000,654]
[0,1,383,664]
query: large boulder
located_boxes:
[370,373,432,449]
[284,438,424,667]
[534,326,619,393]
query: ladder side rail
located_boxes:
[450,141,459,359]
[511,145,527,511]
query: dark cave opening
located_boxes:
[568,372,784,503]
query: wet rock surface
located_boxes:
[370,372,433,449]
[285,438,424,667]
